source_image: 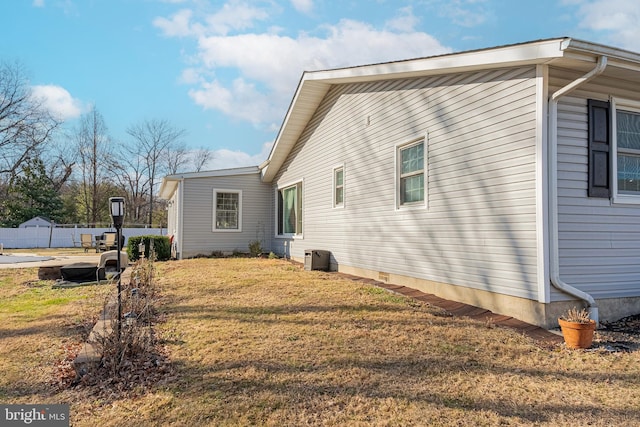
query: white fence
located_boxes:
[0,226,165,249]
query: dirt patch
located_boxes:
[593,314,640,352]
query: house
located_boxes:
[19,216,53,228]
[160,166,272,258]
[160,38,640,328]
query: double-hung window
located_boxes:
[213,189,242,231]
[615,107,640,196]
[277,181,303,235]
[334,166,344,208]
[397,139,425,207]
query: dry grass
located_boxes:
[2,257,640,426]
[0,267,111,400]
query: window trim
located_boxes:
[612,97,640,205]
[395,136,427,210]
[333,164,345,208]
[212,189,242,232]
[275,179,304,238]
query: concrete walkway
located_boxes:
[334,272,564,347]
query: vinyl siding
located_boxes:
[555,92,640,300]
[271,66,540,300]
[181,173,272,257]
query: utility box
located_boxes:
[304,249,330,271]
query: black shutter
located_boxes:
[588,99,611,198]
[277,190,283,235]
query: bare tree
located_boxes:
[0,60,60,177]
[75,107,113,225]
[44,131,77,192]
[127,118,186,226]
[113,140,150,225]
[164,142,190,175]
[192,147,214,172]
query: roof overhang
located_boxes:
[159,166,260,200]
[261,37,640,182]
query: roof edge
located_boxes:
[164,165,260,181]
[261,38,571,182]
[159,166,260,199]
[562,38,640,64]
[304,38,569,84]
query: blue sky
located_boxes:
[1,0,639,170]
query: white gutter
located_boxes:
[548,55,607,324]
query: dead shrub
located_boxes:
[74,254,172,396]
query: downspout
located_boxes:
[548,55,607,324]
[177,178,184,260]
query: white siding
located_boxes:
[272,67,540,300]
[555,94,640,300]
[181,173,272,257]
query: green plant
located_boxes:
[560,307,592,324]
[248,240,262,257]
[268,251,279,259]
[127,235,170,262]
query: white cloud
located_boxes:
[32,0,45,7]
[30,85,85,121]
[438,0,490,27]
[204,1,270,35]
[179,68,202,85]
[153,1,270,38]
[572,0,640,51]
[153,9,194,37]
[206,140,274,169]
[156,3,450,129]
[386,6,419,32]
[189,19,449,125]
[291,0,313,14]
[189,78,275,124]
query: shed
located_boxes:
[19,216,53,228]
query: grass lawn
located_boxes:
[1,257,640,426]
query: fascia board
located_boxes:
[304,38,567,84]
[562,39,640,64]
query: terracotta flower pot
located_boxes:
[558,318,596,349]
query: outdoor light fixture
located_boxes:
[109,197,125,340]
[109,197,125,228]
[138,241,146,259]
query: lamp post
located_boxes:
[109,197,125,340]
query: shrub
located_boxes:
[248,240,262,257]
[127,235,170,262]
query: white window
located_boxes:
[334,166,344,208]
[612,99,640,203]
[616,109,640,195]
[277,181,302,236]
[397,139,425,207]
[213,189,242,231]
